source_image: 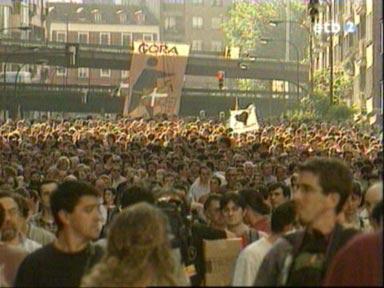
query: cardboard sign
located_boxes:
[203,238,242,286]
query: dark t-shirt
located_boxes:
[15,243,103,287]
[286,229,329,286]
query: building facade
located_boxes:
[312,0,383,126]
[46,2,159,87]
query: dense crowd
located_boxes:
[0,115,382,287]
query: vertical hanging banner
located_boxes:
[123,41,190,118]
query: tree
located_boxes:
[222,0,306,53]
[222,0,306,91]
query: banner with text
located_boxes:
[123,41,190,118]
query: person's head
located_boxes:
[81,203,177,287]
[243,161,255,177]
[225,167,238,186]
[120,185,155,210]
[261,162,273,177]
[240,189,270,226]
[39,180,58,209]
[370,200,383,230]
[103,188,116,206]
[270,200,296,235]
[365,182,383,216]
[220,192,246,228]
[199,166,212,184]
[50,181,102,240]
[294,157,352,226]
[204,193,225,229]
[210,176,222,193]
[268,182,290,209]
[343,181,363,217]
[0,192,24,242]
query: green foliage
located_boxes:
[222,0,305,51]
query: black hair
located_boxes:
[220,192,246,210]
[120,185,155,209]
[50,181,100,231]
[371,200,383,226]
[204,193,223,211]
[240,189,270,215]
[267,182,291,198]
[0,203,4,228]
[271,200,296,234]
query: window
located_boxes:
[100,69,111,78]
[211,17,221,29]
[56,32,66,42]
[192,0,203,4]
[359,15,366,39]
[100,33,110,46]
[78,32,88,44]
[119,13,127,24]
[366,13,373,43]
[121,70,129,79]
[192,16,203,29]
[94,13,102,23]
[122,33,132,47]
[192,40,203,51]
[211,41,222,52]
[56,66,66,76]
[381,21,383,55]
[21,5,28,26]
[165,16,177,31]
[78,68,89,79]
[143,33,152,41]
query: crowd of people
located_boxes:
[0,115,382,287]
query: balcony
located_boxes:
[354,0,366,15]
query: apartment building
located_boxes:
[312,0,383,126]
[46,2,159,87]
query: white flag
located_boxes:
[229,104,259,134]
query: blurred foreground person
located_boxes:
[255,158,359,286]
[324,201,383,286]
[15,181,104,287]
[81,202,186,287]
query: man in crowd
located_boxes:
[232,200,296,286]
[0,192,41,253]
[15,181,104,287]
[255,157,359,286]
[30,181,58,234]
[0,203,28,286]
[267,182,291,210]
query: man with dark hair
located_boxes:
[220,192,259,246]
[30,181,58,234]
[267,182,290,210]
[233,201,296,286]
[0,192,41,253]
[255,157,359,286]
[0,203,28,287]
[240,188,271,234]
[15,181,104,287]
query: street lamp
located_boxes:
[260,38,300,102]
[269,19,314,95]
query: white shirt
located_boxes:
[20,238,41,253]
[188,177,210,202]
[232,237,272,286]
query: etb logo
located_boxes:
[313,21,356,35]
